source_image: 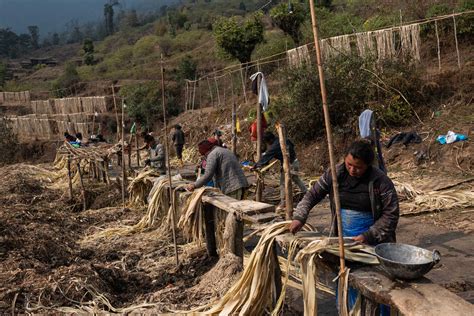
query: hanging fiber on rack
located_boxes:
[356,31,376,59]
[374,29,396,61]
[287,44,312,68]
[400,23,421,61]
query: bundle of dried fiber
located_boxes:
[128,168,163,206]
[401,189,474,215]
[392,179,422,200]
[374,29,395,61]
[177,186,218,244]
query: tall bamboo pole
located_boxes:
[255,75,263,202]
[121,99,127,210]
[277,123,293,220]
[161,54,180,268]
[308,0,345,271]
[111,84,120,142]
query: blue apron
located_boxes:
[336,209,390,316]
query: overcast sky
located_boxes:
[0,0,176,35]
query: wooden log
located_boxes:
[223,211,244,264]
[204,204,218,257]
[76,162,87,211]
[277,123,293,220]
[349,267,473,316]
[67,156,73,200]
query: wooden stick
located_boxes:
[452,15,461,69]
[161,54,180,268]
[67,156,73,200]
[308,0,346,272]
[277,123,293,220]
[76,162,87,211]
[214,74,221,107]
[111,84,120,143]
[192,77,197,110]
[135,131,140,167]
[435,21,441,72]
[121,99,127,209]
[256,74,263,202]
[207,78,214,107]
[239,64,248,103]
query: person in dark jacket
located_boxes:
[143,134,166,174]
[252,132,307,210]
[172,124,185,165]
[187,139,248,200]
[289,140,399,245]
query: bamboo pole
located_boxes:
[435,21,441,72]
[308,0,346,271]
[111,84,120,142]
[230,73,237,156]
[67,156,73,200]
[135,131,140,167]
[161,54,180,268]
[239,64,248,103]
[276,123,293,220]
[121,99,127,210]
[192,77,197,110]
[207,78,214,107]
[214,74,221,107]
[256,74,263,202]
[76,162,87,211]
[452,15,461,70]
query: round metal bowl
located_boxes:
[374,243,441,280]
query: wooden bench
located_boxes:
[274,234,473,315]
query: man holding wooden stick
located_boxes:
[143,134,166,175]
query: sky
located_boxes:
[0,0,176,35]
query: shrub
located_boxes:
[133,35,160,59]
[363,13,399,31]
[270,55,424,141]
[0,118,18,165]
[51,62,80,97]
[457,0,474,37]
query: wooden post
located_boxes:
[121,99,127,209]
[67,156,73,200]
[104,158,110,184]
[239,64,248,103]
[135,132,140,167]
[435,21,441,72]
[256,75,263,202]
[161,54,180,268]
[223,211,244,264]
[453,15,461,70]
[207,77,214,107]
[111,84,120,142]
[204,204,218,257]
[308,0,346,271]
[232,101,237,156]
[102,160,107,183]
[277,123,293,220]
[76,162,87,211]
[214,75,221,107]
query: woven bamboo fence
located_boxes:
[0,91,31,105]
[32,96,111,115]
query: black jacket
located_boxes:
[172,129,185,145]
[254,139,296,168]
[293,163,399,245]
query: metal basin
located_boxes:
[374,243,441,280]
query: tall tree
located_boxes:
[52,33,60,45]
[28,25,40,49]
[270,3,306,45]
[83,38,94,65]
[213,13,264,64]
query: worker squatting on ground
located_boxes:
[186,139,249,200]
[289,140,400,245]
[172,124,185,165]
[143,134,166,175]
[252,131,308,211]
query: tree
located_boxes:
[83,38,94,65]
[177,55,197,82]
[126,10,139,28]
[28,25,40,49]
[0,62,7,87]
[213,13,264,64]
[69,26,83,44]
[239,1,246,11]
[52,33,60,45]
[168,10,188,30]
[51,62,80,98]
[270,3,306,44]
[104,4,115,35]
